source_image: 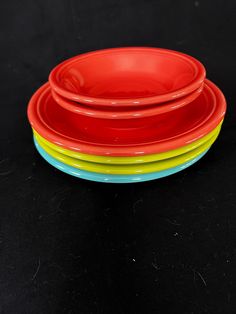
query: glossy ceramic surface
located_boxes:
[49,47,206,107]
[27,79,226,156]
[34,130,218,175]
[34,138,209,183]
[33,123,221,164]
[51,84,203,119]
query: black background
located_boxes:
[0,0,236,313]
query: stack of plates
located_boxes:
[27,47,226,183]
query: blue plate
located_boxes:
[34,138,209,183]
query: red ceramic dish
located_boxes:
[49,47,206,107]
[27,79,226,156]
[51,84,203,119]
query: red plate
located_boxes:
[49,47,206,107]
[27,79,226,156]
[51,84,203,119]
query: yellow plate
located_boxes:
[34,129,220,175]
[33,122,222,165]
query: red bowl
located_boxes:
[49,47,206,107]
[51,84,203,119]
[28,79,226,156]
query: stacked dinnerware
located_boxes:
[27,47,226,183]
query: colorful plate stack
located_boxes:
[27,47,226,183]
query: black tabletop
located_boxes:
[0,0,236,313]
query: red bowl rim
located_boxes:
[51,84,204,119]
[27,79,226,157]
[49,47,206,107]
